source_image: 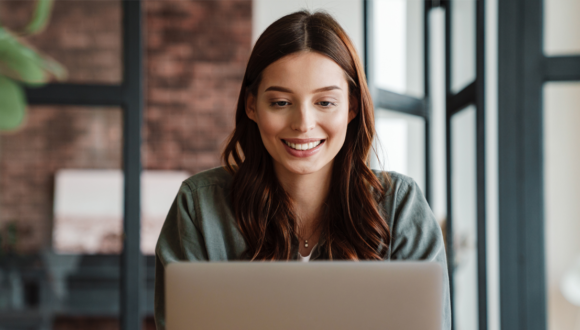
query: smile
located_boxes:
[282,140,324,151]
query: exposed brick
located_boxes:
[0,0,251,254]
[0,106,123,252]
[0,0,123,84]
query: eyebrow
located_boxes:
[263,85,342,93]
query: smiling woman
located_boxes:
[154,10,451,330]
[221,11,388,263]
[245,52,354,178]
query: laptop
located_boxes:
[166,261,442,330]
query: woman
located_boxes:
[155,10,451,330]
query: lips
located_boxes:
[282,139,323,151]
[281,139,325,157]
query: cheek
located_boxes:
[325,110,350,140]
[255,111,286,142]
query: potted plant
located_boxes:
[0,0,67,131]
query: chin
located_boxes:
[288,167,318,175]
[280,161,326,176]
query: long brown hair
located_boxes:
[222,10,391,260]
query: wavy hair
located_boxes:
[222,10,391,260]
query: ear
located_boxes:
[246,92,257,122]
[348,94,359,123]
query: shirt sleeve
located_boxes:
[154,182,209,330]
[389,177,452,330]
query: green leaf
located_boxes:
[0,27,67,84]
[24,0,55,35]
[0,76,27,131]
[0,28,46,82]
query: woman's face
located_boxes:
[246,51,356,177]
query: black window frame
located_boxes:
[443,1,488,330]
[24,1,144,329]
[498,0,580,329]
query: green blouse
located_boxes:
[154,166,451,330]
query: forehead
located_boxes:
[259,52,348,93]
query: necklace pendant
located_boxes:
[304,240,309,248]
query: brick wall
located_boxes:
[0,0,251,254]
[0,106,123,252]
[0,0,123,84]
[143,0,251,173]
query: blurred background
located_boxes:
[0,0,578,330]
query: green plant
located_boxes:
[0,0,67,131]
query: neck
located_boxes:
[273,161,333,231]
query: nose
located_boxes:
[290,103,316,133]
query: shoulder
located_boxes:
[371,171,443,262]
[370,169,433,232]
[371,169,420,201]
[182,166,233,191]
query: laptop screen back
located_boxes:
[166,261,442,330]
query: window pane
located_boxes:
[544,0,580,56]
[451,0,476,93]
[372,109,426,193]
[0,0,122,84]
[450,105,478,330]
[544,82,580,330]
[429,7,447,224]
[374,0,424,97]
[0,106,122,325]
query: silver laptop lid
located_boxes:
[166,261,442,330]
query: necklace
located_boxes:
[299,231,316,248]
[297,221,323,248]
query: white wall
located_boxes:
[543,1,580,329]
[252,0,363,58]
[544,0,580,56]
[485,0,500,329]
[544,83,580,330]
[429,7,447,234]
[451,106,479,330]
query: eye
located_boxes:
[317,101,336,107]
[270,101,290,107]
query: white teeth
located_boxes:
[284,140,322,151]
